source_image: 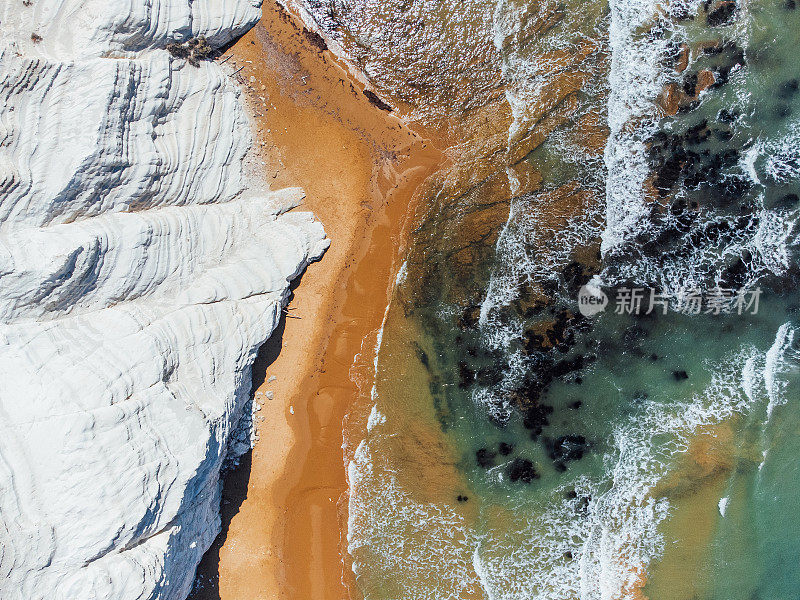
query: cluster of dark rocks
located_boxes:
[640,32,768,276]
[522,308,592,356]
[649,125,750,205]
[467,288,598,483]
[702,0,793,15]
[473,443,540,483]
[465,0,795,496]
[565,489,592,516]
[665,36,745,111]
[673,369,690,381]
[507,458,539,483]
[166,36,214,66]
[546,435,589,472]
[705,0,738,27]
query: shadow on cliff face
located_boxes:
[188,449,252,600]
[188,299,293,599]
[251,306,287,391]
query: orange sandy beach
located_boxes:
[189,3,442,599]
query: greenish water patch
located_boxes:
[324,0,800,597]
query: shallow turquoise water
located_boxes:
[298,0,800,596]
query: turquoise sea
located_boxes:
[300,0,800,597]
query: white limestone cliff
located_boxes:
[0,1,329,599]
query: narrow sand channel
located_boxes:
[190,3,442,599]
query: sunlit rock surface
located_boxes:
[0,1,328,599]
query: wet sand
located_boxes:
[644,422,738,599]
[189,3,442,599]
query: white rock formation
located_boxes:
[0,1,328,599]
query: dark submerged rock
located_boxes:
[458,305,481,329]
[547,434,588,467]
[415,344,430,368]
[683,72,699,96]
[522,403,554,438]
[302,27,328,52]
[775,104,792,119]
[685,119,711,145]
[476,448,496,468]
[498,442,515,456]
[507,458,539,483]
[552,354,586,378]
[654,155,684,195]
[775,193,799,210]
[563,260,594,295]
[714,128,733,141]
[707,1,737,26]
[576,495,591,516]
[458,361,476,388]
[476,365,504,386]
[720,254,749,288]
[673,369,689,381]
[778,79,799,98]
